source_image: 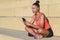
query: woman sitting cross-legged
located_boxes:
[23,0,53,39]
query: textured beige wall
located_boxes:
[0,0,60,36]
[40,0,60,36]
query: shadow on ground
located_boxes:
[0,28,60,40]
[0,28,36,40]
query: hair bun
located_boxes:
[36,0,40,4]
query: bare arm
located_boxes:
[30,14,45,29]
[23,14,45,29]
[30,15,35,24]
[23,15,35,26]
[39,14,45,28]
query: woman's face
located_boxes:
[32,5,39,14]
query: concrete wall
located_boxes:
[0,0,60,36]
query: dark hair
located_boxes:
[33,0,40,8]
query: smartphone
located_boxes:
[22,18,26,22]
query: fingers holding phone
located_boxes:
[22,18,31,26]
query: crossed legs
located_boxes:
[25,27,49,38]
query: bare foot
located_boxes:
[34,34,40,39]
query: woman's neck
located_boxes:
[35,11,40,15]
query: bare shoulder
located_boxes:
[40,12,47,19]
[40,12,45,16]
